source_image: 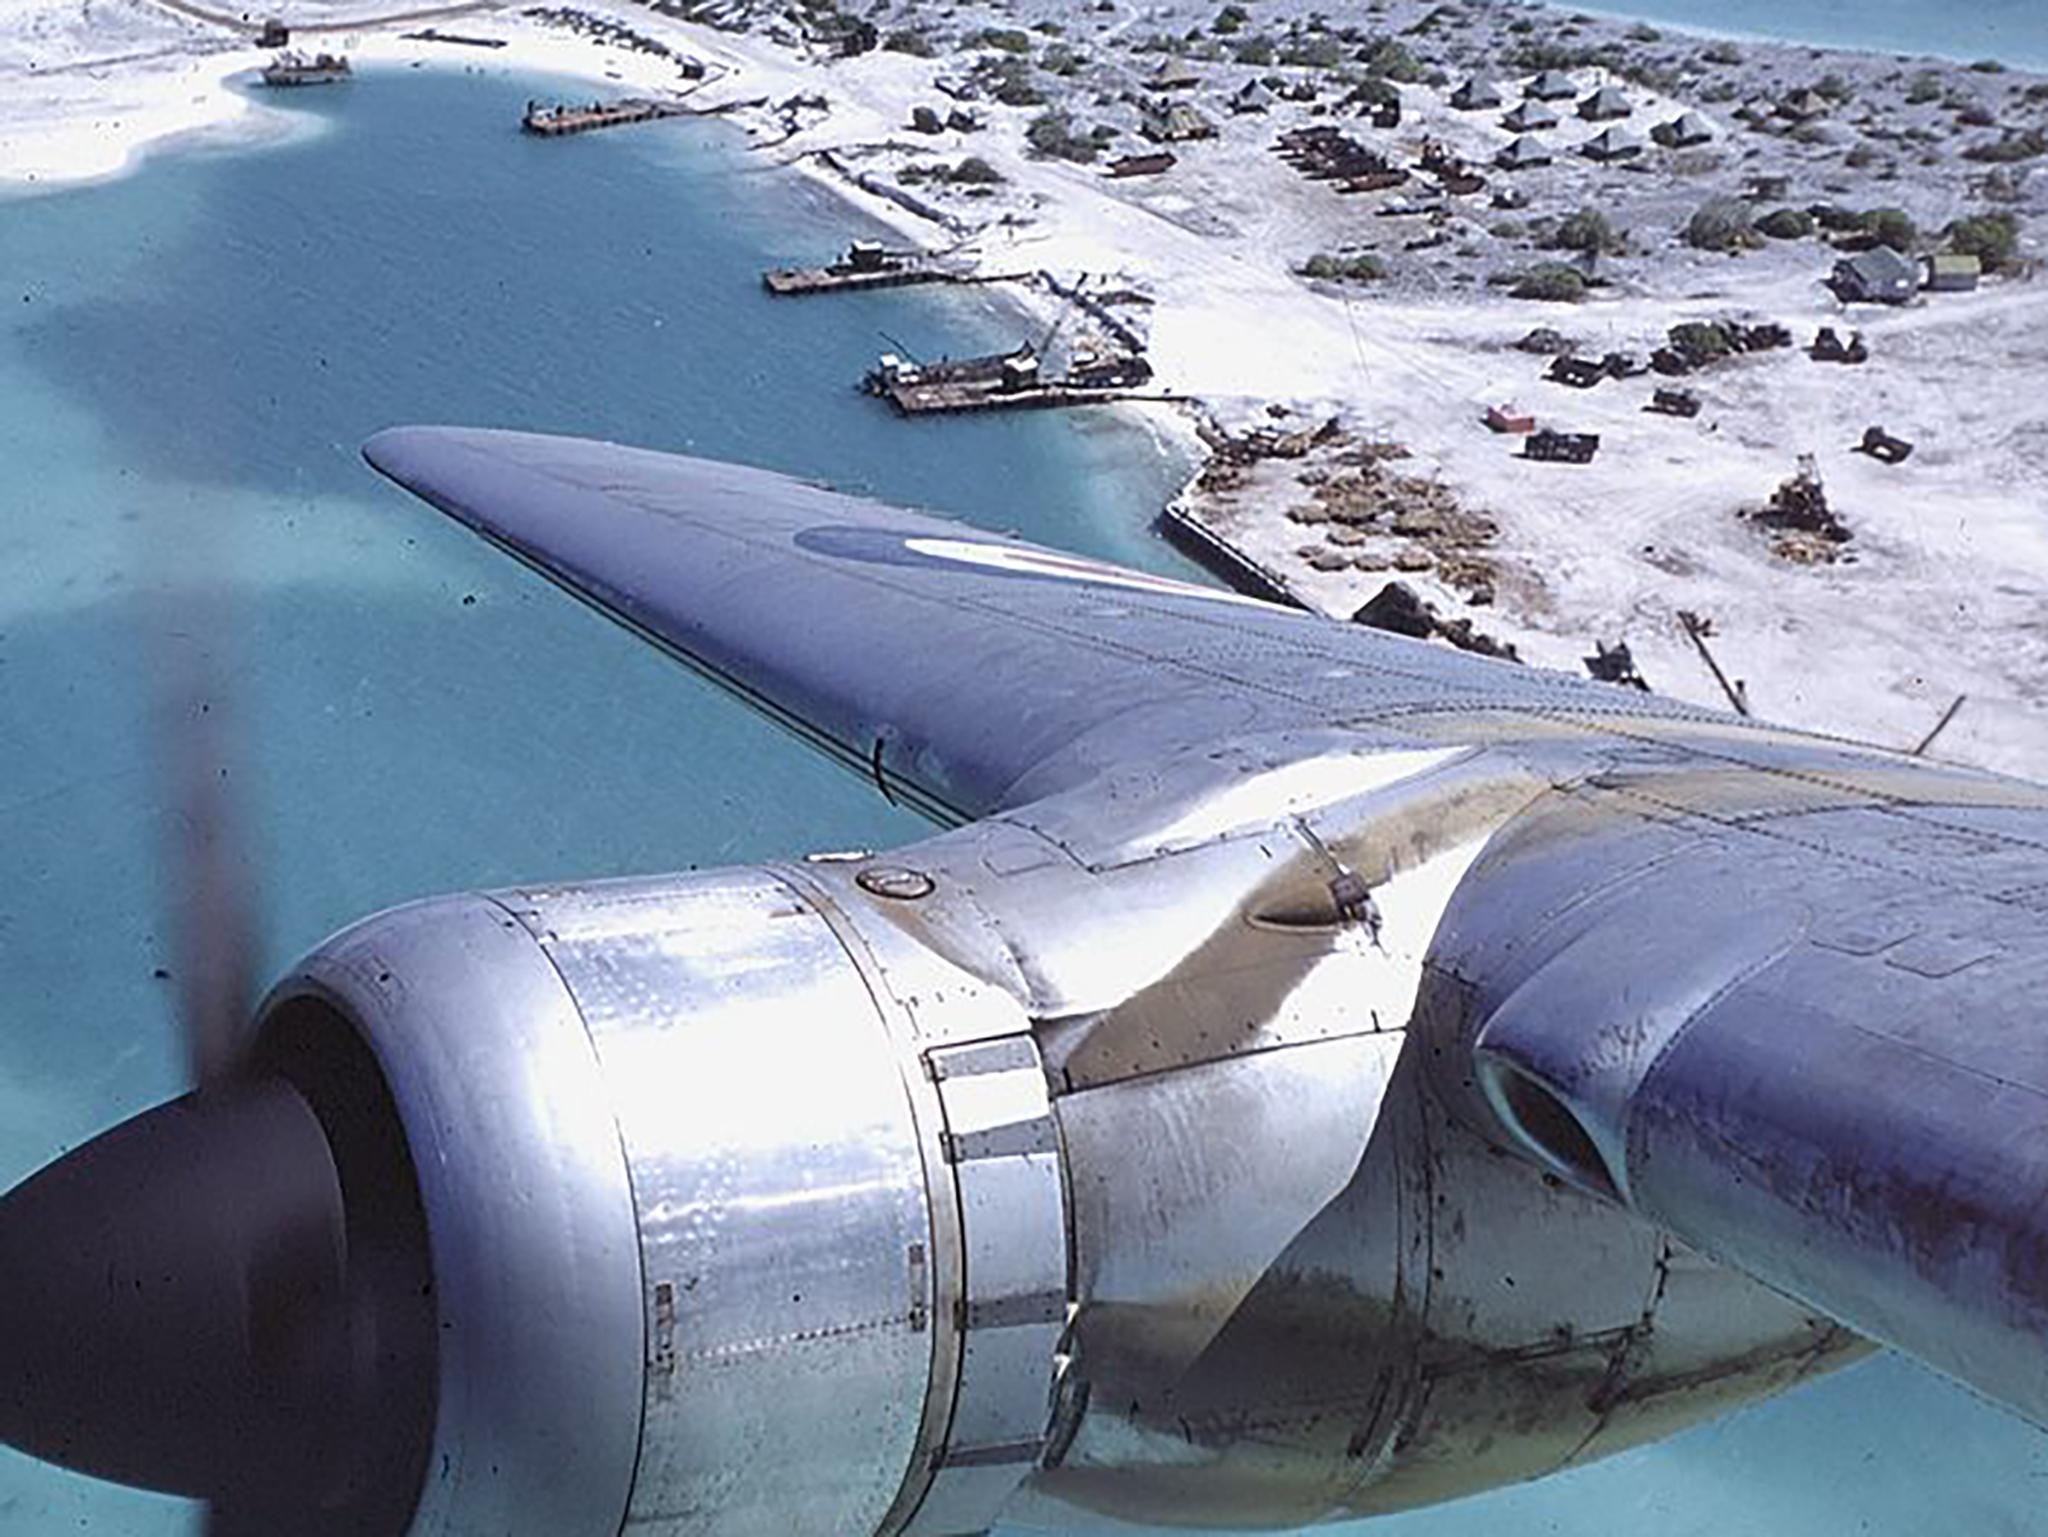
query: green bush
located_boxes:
[1964,128,2048,163]
[1278,35,1343,67]
[881,27,934,56]
[1553,207,1617,253]
[949,155,1005,184]
[1233,34,1275,64]
[1507,41,1589,71]
[1300,251,1387,282]
[1358,36,1423,81]
[1510,263,1587,301]
[1345,76,1400,108]
[1212,3,1250,32]
[1756,206,1815,239]
[1685,197,1755,252]
[1945,211,2020,269]
[1861,205,1917,248]
[1040,43,1086,75]
[978,54,1045,105]
[1668,320,1732,358]
[969,28,1033,53]
[1025,110,1101,161]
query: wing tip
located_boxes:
[362,424,477,490]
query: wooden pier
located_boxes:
[765,265,957,297]
[866,340,1160,417]
[522,98,686,137]
[763,241,1025,297]
[883,380,1148,416]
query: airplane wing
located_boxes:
[365,426,2048,1430]
[362,425,1741,823]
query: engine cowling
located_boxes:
[252,864,1069,1537]
[0,749,1874,1536]
[244,782,1863,1537]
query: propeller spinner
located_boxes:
[0,601,437,1535]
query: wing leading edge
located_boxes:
[362,426,1742,822]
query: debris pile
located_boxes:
[1514,327,1574,356]
[1810,326,1870,364]
[1583,640,1650,690]
[1652,319,1791,376]
[1647,386,1701,418]
[1284,451,1500,600]
[1746,456,1853,560]
[1181,414,1524,622]
[1352,582,1519,661]
[1273,128,1406,191]
[1195,415,1353,480]
[521,7,702,71]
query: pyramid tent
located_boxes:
[1230,78,1275,113]
[1577,84,1633,120]
[1450,76,1503,110]
[1580,125,1644,161]
[1651,110,1713,147]
[1501,98,1559,131]
[1496,133,1555,169]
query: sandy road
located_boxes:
[141,0,501,35]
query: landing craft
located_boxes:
[5,426,2047,1535]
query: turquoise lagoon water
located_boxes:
[2,61,2045,1536]
[1554,0,2048,69]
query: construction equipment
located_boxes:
[1855,425,1914,464]
[1524,428,1600,463]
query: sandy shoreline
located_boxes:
[5,0,2045,779]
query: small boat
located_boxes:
[261,51,352,87]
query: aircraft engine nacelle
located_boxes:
[238,809,1868,1537]
[252,863,1069,1537]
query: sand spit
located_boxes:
[5,0,2045,774]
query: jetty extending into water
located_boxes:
[763,241,1027,297]
[521,98,687,137]
[864,343,1165,417]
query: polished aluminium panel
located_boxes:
[779,859,1079,1537]
[906,1035,1072,1537]
[495,873,938,1537]
[824,758,1869,1531]
[1442,779,2048,1428]
[259,896,645,1537]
